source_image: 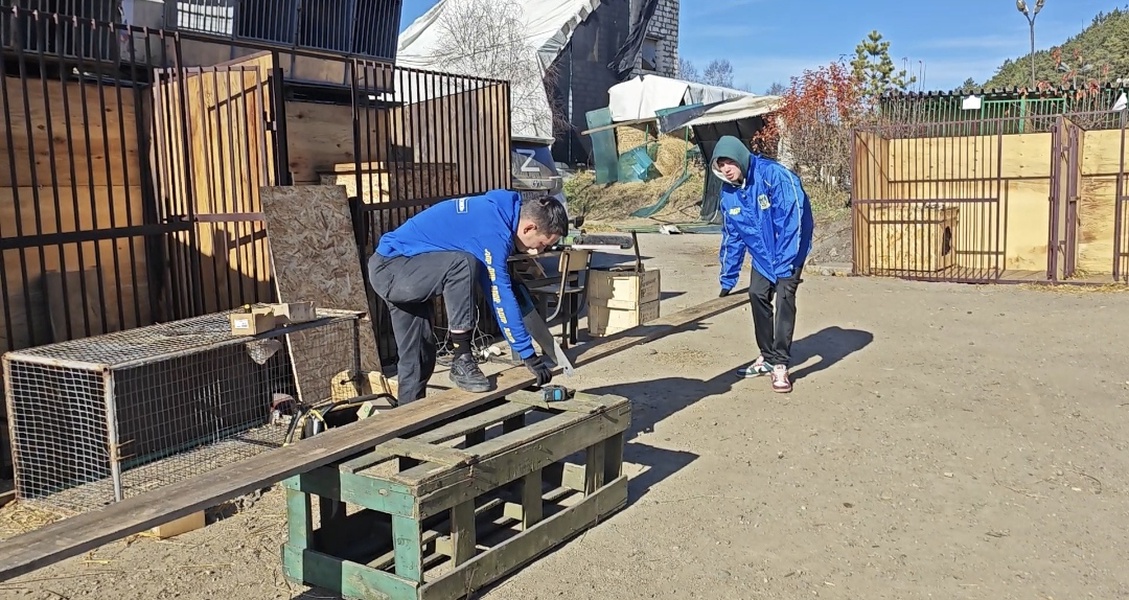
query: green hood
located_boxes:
[710,135,752,185]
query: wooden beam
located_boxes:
[0,287,748,582]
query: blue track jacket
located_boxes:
[712,137,815,289]
[374,190,536,360]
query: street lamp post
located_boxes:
[1017,0,1046,88]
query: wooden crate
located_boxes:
[587,268,661,310]
[280,390,631,600]
[587,267,661,336]
[862,204,960,273]
[588,299,661,337]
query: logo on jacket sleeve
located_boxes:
[757,194,770,210]
[728,206,741,215]
[456,197,468,213]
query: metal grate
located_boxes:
[173,0,403,60]
[3,307,366,514]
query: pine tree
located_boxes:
[850,30,917,99]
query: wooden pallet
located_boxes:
[280,390,631,600]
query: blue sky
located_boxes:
[398,0,1123,92]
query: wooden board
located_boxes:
[259,185,382,403]
[887,132,1052,182]
[1002,179,1052,271]
[0,74,150,352]
[0,76,141,187]
[1076,175,1119,275]
[1,186,150,349]
[285,101,390,185]
[0,287,751,581]
[852,131,890,201]
[151,62,277,315]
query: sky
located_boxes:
[397,0,1124,92]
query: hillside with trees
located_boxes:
[978,6,1129,90]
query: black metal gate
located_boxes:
[150,61,282,319]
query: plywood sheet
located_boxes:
[1081,129,1127,176]
[852,131,890,201]
[1076,175,1118,275]
[1004,179,1051,271]
[259,185,381,403]
[887,132,1052,182]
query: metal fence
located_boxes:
[852,111,1129,285]
[0,8,513,476]
[879,88,1129,134]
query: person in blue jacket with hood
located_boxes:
[712,135,814,393]
[367,190,569,405]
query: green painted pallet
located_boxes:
[281,390,631,600]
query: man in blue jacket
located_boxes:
[712,135,815,393]
[367,190,568,404]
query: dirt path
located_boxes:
[3,233,1129,600]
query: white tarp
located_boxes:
[681,94,784,128]
[396,0,601,143]
[607,74,755,122]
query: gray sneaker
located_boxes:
[737,356,773,378]
[449,353,492,393]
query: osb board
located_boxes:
[1003,179,1052,271]
[285,101,391,184]
[259,185,382,403]
[389,82,510,193]
[0,185,150,350]
[852,131,890,201]
[1081,129,1127,176]
[1076,175,1118,275]
[0,76,142,187]
[887,132,1053,182]
[319,164,461,203]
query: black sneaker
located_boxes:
[448,353,492,393]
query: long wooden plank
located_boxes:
[0,287,748,582]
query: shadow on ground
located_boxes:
[788,326,873,381]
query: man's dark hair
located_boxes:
[520,195,569,237]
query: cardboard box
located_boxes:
[588,299,661,337]
[587,268,661,310]
[271,301,317,324]
[229,308,276,335]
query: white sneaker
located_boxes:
[737,356,773,378]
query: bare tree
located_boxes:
[431,0,565,140]
[702,59,735,88]
[679,57,700,82]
